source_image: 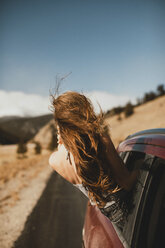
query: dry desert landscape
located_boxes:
[0,95,165,247]
[105,95,165,146]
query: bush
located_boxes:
[105,106,124,117]
[48,131,58,151]
[113,106,124,115]
[157,84,165,96]
[124,102,134,117]
[34,142,42,154]
[136,98,142,106]
[17,141,27,158]
[117,114,122,121]
[104,109,111,117]
[143,91,156,103]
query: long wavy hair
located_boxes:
[50,91,121,207]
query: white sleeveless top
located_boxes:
[73,183,116,208]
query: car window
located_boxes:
[135,158,165,248]
[117,152,165,248]
[149,170,165,248]
[115,151,155,246]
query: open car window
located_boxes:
[114,151,155,246]
[135,158,165,248]
[116,151,165,248]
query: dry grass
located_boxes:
[0,144,50,185]
[0,144,52,213]
[105,95,165,147]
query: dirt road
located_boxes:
[13,171,88,248]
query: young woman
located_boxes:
[49,91,138,223]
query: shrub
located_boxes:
[17,140,27,158]
[143,91,156,103]
[117,114,122,121]
[34,142,42,154]
[157,84,165,96]
[105,106,124,117]
[48,131,58,151]
[124,102,134,117]
[136,98,142,106]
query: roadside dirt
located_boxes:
[0,145,52,248]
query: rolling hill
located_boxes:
[105,95,165,146]
[0,114,53,144]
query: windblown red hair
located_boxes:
[50,91,120,207]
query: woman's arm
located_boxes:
[102,135,139,191]
[49,144,82,185]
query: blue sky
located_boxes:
[0,0,165,116]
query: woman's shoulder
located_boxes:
[49,144,68,172]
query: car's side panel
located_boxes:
[83,130,165,248]
[83,203,124,248]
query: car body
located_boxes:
[83,128,165,248]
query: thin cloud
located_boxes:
[86,91,136,113]
[0,90,135,117]
[0,90,50,117]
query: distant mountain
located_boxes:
[0,116,21,123]
[0,114,53,145]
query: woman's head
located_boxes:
[52,91,103,151]
[50,91,119,207]
[53,91,102,131]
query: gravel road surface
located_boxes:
[13,172,88,248]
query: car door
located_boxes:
[114,151,165,248]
